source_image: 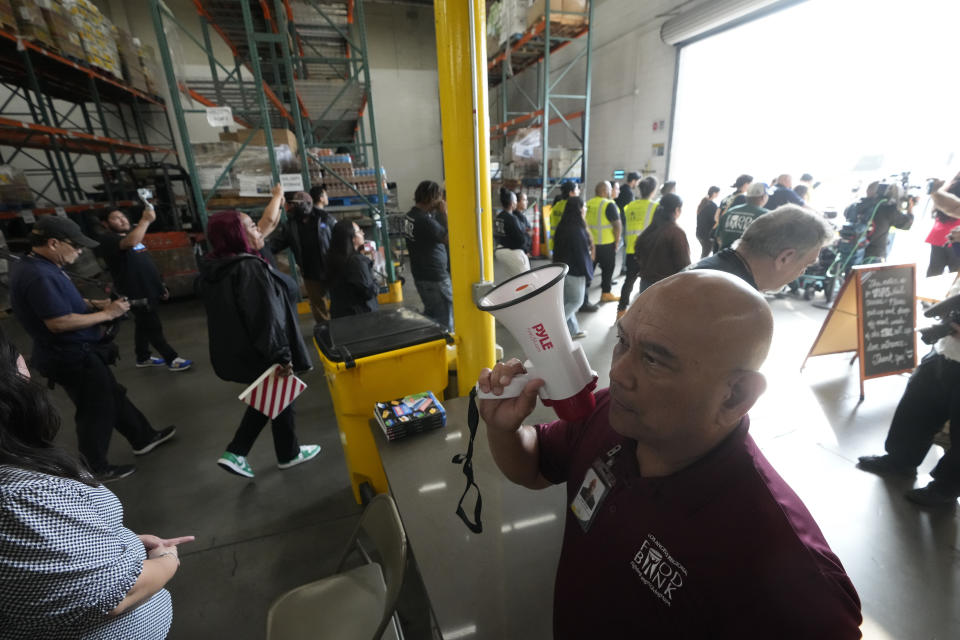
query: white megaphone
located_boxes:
[477,264,598,421]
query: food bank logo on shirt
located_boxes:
[630,533,687,606]
[527,323,553,351]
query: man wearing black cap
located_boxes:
[9,216,175,482]
[718,174,753,221]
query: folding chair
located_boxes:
[267,494,407,640]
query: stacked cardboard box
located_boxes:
[115,28,148,93]
[0,165,34,207]
[11,0,55,49]
[63,0,121,78]
[526,0,589,28]
[136,41,163,95]
[43,2,84,60]
[0,0,18,34]
[219,129,299,155]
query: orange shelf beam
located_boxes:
[0,201,137,220]
[0,117,175,155]
[490,109,584,140]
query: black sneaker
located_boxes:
[579,302,599,313]
[133,426,177,456]
[96,464,136,483]
[904,481,960,508]
[856,454,916,477]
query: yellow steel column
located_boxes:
[434,0,496,395]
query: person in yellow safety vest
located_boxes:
[549,181,580,253]
[617,175,659,319]
[584,181,622,307]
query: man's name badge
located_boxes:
[571,454,617,532]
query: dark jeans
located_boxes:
[884,352,960,490]
[47,350,158,472]
[697,235,712,259]
[227,403,300,463]
[927,244,960,277]
[618,254,640,311]
[415,275,453,331]
[131,305,177,363]
[592,243,617,294]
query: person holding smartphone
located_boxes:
[96,196,192,371]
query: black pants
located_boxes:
[884,352,960,490]
[131,305,177,363]
[48,351,158,472]
[926,244,960,277]
[592,243,617,294]
[697,236,712,259]
[227,403,300,463]
[618,254,640,311]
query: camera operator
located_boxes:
[926,175,960,276]
[862,182,914,261]
[857,276,960,507]
[97,204,192,371]
[9,217,175,482]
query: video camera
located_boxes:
[919,293,960,345]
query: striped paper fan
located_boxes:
[238,366,307,419]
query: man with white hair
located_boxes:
[690,205,832,291]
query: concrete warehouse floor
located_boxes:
[2,259,958,639]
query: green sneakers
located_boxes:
[277,445,322,470]
[217,452,254,478]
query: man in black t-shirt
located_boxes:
[98,205,192,371]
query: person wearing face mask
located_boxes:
[197,210,319,479]
[8,216,176,483]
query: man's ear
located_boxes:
[774,248,797,270]
[717,371,767,426]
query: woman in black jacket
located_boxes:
[197,210,319,479]
[551,196,592,339]
[327,219,379,318]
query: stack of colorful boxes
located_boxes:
[63,0,121,78]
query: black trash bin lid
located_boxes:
[314,308,452,367]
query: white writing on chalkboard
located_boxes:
[861,271,914,376]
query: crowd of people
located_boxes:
[3,165,960,637]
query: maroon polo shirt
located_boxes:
[535,389,862,639]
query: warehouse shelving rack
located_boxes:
[488,0,594,206]
[0,26,179,223]
[149,0,396,283]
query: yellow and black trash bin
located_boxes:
[314,308,452,503]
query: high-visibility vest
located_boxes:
[548,199,567,251]
[622,198,658,254]
[585,197,617,245]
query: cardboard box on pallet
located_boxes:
[42,4,84,61]
[136,41,163,95]
[526,0,589,28]
[11,0,55,49]
[116,29,148,92]
[64,0,121,78]
[0,165,34,207]
[0,0,18,34]
[219,129,299,155]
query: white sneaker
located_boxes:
[572,330,587,340]
[278,445,322,469]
